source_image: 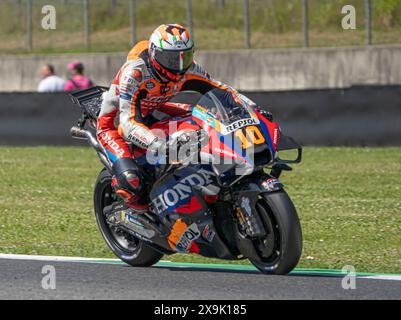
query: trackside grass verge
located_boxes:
[1,0,401,53]
[0,147,400,273]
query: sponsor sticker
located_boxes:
[240,197,252,217]
[133,69,143,83]
[213,147,238,159]
[100,132,125,157]
[273,127,279,145]
[121,74,134,86]
[127,131,150,148]
[261,178,283,191]
[202,224,215,243]
[121,211,156,239]
[174,223,201,253]
[193,106,259,135]
[224,118,258,134]
[151,169,214,214]
[146,82,155,90]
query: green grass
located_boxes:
[1,0,401,53]
[0,147,401,273]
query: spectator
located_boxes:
[37,64,66,92]
[64,61,95,91]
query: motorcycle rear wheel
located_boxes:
[249,190,302,275]
[94,169,163,267]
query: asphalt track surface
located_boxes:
[0,255,400,300]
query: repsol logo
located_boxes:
[152,169,214,213]
[175,223,201,252]
[226,118,258,133]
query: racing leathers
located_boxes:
[96,40,252,207]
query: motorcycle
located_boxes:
[69,86,303,275]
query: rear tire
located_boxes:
[94,169,163,267]
[249,190,302,275]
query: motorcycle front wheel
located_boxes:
[93,169,163,267]
[248,190,303,275]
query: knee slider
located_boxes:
[112,158,143,195]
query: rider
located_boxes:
[97,24,259,211]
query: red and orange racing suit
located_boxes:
[96,41,253,201]
[97,40,245,162]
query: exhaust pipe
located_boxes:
[71,126,99,147]
[70,126,112,171]
[70,126,88,139]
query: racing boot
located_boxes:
[116,189,149,213]
[112,176,149,213]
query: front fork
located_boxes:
[235,189,266,238]
[234,175,284,239]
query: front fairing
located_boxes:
[191,89,279,179]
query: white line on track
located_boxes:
[0,253,119,263]
[1,253,401,281]
[361,275,401,281]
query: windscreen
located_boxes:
[196,89,252,125]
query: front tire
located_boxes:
[249,190,302,275]
[94,169,163,267]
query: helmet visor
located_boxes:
[154,48,193,74]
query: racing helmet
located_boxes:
[149,24,194,82]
